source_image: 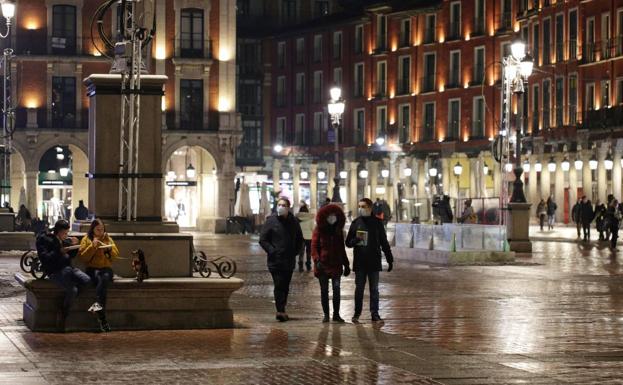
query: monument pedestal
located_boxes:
[507,202,533,253]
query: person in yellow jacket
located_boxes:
[78,218,119,332]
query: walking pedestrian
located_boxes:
[580,196,594,242]
[571,198,582,238]
[77,219,119,332]
[537,199,547,231]
[36,219,91,331]
[259,197,303,322]
[605,199,621,249]
[345,198,394,323]
[295,203,315,272]
[311,204,350,323]
[546,197,557,230]
[594,200,607,241]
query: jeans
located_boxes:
[354,270,379,317]
[270,269,293,313]
[298,240,311,269]
[582,224,591,241]
[576,222,582,238]
[611,226,619,249]
[318,273,341,316]
[548,214,555,228]
[86,267,113,308]
[48,266,91,316]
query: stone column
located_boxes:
[597,148,607,203]
[469,158,478,198]
[416,159,426,200]
[403,157,413,200]
[613,151,622,201]
[369,161,379,200]
[25,171,38,215]
[582,153,592,200]
[441,158,450,196]
[554,154,564,223]
[273,159,282,196]
[528,155,538,204]
[292,163,300,211]
[569,161,578,217]
[327,163,335,198]
[310,163,318,213]
[349,162,359,215]
[540,155,550,199]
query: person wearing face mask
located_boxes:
[345,197,394,323]
[311,203,350,323]
[259,197,304,322]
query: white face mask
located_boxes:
[277,206,288,216]
[327,215,337,225]
[358,208,371,217]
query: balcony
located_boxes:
[556,42,564,62]
[447,24,461,41]
[568,39,577,60]
[582,105,623,130]
[420,77,435,94]
[372,43,388,55]
[581,37,623,64]
[396,78,411,95]
[423,28,435,44]
[473,18,485,36]
[175,39,213,59]
[374,80,387,98]
[399,33,411,48]
[542,109,551,130]
[11,34,108,57]
[14,107,88,130]
[497,12,512,33]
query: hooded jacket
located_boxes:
[259,212,304,271]
[36,231,73,275]
[311,204,349,278]
[345,214,393,272]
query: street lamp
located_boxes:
[547,157,556,172]
[381,168,390,178]
[483,162,489,176]
[0,1,15,39]
[523,159,530,173]
[561,157,570,172]
[185,163,196,178]
[574,157,583,170]
[503,38,533,203]
[403,166,412,177]
[300,170,309,180]
[589,155,598,170]
[273,144,283,153]
[317,170,326,180]
[453,161,463,197]
[327,86,345,202]
[359,169,369,179]
[604,153,613,171]
[453,161,463,177]
[375,133,385,146]
[534,160,542,172]
[0,0,16,208]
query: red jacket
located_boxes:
[311,204,349,278]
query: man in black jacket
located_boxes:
[259,197,303,322]
[345,197,394,323]
[571,198,582,238]
[580,196,594,242]
[36,220,90,331]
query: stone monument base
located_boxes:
[507,202,533,253]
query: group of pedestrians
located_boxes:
[259,197,393,323]
[571,194,622,248]
[36,218,119,332]
[536,197,558,231]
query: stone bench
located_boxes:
[15,273,244,332]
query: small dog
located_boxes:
[131,249,149,283]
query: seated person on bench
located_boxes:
[36,219,91,332]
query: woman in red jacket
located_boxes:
[311,203,351,323]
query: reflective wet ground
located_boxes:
[0,232,622,384]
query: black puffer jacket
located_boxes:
[259,212,304,271]
[35,232,72,275]
[345,215,393,272]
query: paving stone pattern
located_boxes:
[1,231,623,384]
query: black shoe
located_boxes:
[351,315,360,324]
[97,317,111,333]
[371,314,383,322]
[332,314,345,323]
[298,263,303,273]
[322,315,330,323]
[276,313,287,322]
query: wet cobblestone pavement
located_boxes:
[1,232,623,384]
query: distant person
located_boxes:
[36,220,90,332]
[605,199,621,249]
[295,204,315,272]
[16,204,32,231]
[311,203,350,323]
[594,200,607,241]
[259,197,303,322]
[546,197,557,230]
[432,195,453,224]
[571,198,582,238]
[78,219,119,332]
[536,199,547,231]
[74,200,89,221]
[2,202,13,213]
[345,198,393,323]
[459,199,478,224]
[580,196,594,242]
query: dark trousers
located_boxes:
[354,270,379,317]
[576,222,582,237]
[48,266,91,316]
[298,240,311,268]
[582,224,591,241]
[539,214,546,230]
[86,267,113,308]
[611,226,619,249]
[318,273,341,316]
[270,269,293,313]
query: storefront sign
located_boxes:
[166,181,197,186]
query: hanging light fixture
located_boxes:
[167,170,176,179]
[56,152,64,160]
[56,146,63,153]
[381,169,390,178]
[547,157,556,172]
[317,170,326,180]
[375,135,385,146]
[561,157,570,172]
[505,162,513,172]
[604,153,614,170]
[339,170,348,179]
[522,159,530,173]
[403,167,412,177]
[281,171,290,180]
[589,154,598,170]
[59,167,69,177]
[300,170,309,179]
[429,167,438,177]
[574,157,583,170]
[186,163,196,178]
[483,162,489,175]
[453,161,463,176]
[359,169,369,179]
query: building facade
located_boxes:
[263,0,623,223]
[2,0,241,231]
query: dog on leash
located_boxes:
[131,249,149,282]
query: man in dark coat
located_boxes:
[345,197,394,323]
[36,220,90,331]
[571,198,582,238]
[433,195,453,224]
[259,197,303,322]
[580,196,594,242]
[74,200,89,221]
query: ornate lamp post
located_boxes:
[1,0,16,207]
[327,87,345,202]
[503,39,534,203]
